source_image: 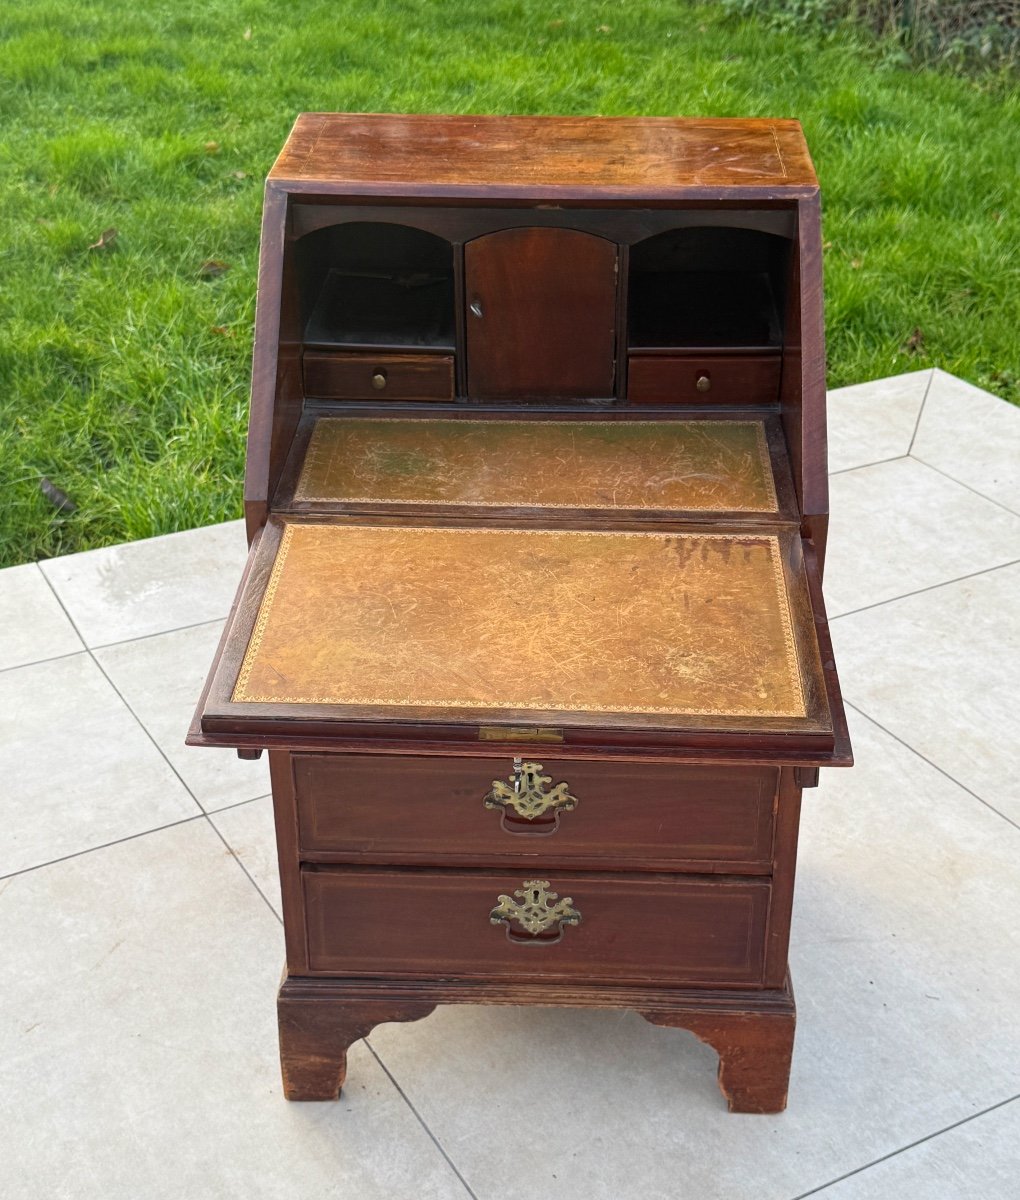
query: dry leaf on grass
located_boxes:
[88,227,118,251]
[199,259,230,278]
[40,478,76,513]
[903,327,925,355]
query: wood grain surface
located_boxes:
[292,753,778,871]
[270,113,818,197]
[464,227,618,399]
[302,866,771,984]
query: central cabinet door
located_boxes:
[464,227,617,401]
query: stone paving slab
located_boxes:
[831,561,1020,826]
[0,821,469,1200]
[912,369,1020,516]
[826,369,931,474]
[811,1099,1020,1200]
[824,454,1020,617]
[0,562,83,670]
[0,653,197,877]
[38,519,248,647]
[95,621,271,812]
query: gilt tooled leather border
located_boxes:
[232,524,806,719]
[293,418,779,513]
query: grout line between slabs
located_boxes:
[789,1092,1020,1199]
[0,615,231,678]
[0,812,208,882]
[89,614,228,651]
[0,646,88,677]
[911,454,1020,520]
[844,701,1020,833]
[829,556,1020,621]
[0,794,272,883]
[203,814,284,923]
[0,614,228,681]
[905,368,935,456]
[363,1039,481,1200]
[828,453,909,477]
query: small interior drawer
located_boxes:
[627,354,781,406]
[293,753,777,871]
[303,351,455,401]
[303,866,771,985]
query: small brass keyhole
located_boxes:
[371,371,387,390]
[695,374,711,393]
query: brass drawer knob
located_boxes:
[484,758,578,822]
[490,879,582,939]
[695,373,711,393]
[371,370,387,390]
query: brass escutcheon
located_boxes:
[483,758,578,822]
[489,880,582,938]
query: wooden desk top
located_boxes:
[230,522,828,734]
[270,113,818,198]
[292,417,780,515]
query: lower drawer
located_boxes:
[303,351,455,401]
[293,754,777,871]
[627,354,781,405]
[302,867,770,985]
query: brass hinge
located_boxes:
[478,726,563,744]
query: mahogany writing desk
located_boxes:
[190,113,851,1113]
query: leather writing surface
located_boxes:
[295,417,778,513]
[233,523,807,720]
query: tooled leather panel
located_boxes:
[232,523,806,720]
[293,418,778,513]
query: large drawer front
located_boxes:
[303,351,455,401]
[627,354,781,405]
[293,754,777,870]
[303,867,770,985]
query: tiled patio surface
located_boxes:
[2,367,1018,1198]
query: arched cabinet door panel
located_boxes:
[464,227,617,401]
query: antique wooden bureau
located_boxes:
[189,112,851,1113]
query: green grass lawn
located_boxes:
[1,0,1017,567]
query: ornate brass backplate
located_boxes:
[483,759,578,821]
[489,880,582,938]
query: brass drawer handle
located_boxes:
[695,373,711,393]
[371,370,388,390]
[490,879,582,939]
[484,758,578,823]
